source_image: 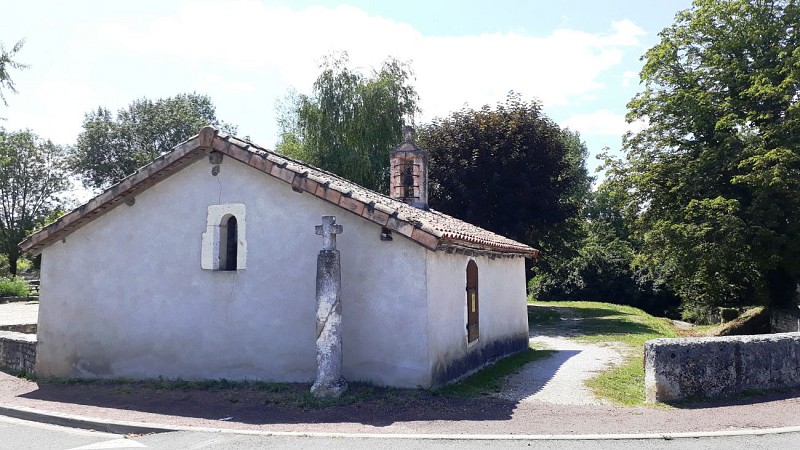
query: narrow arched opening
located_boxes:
[466,260,479,343]
[220,215,238,271]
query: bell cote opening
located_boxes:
[390,126,428,210]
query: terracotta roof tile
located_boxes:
[20,127,539,258]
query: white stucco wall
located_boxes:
[425,252,529,386]
[37,155,430,387]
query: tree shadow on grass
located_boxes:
[571,318,661,338]
[529,305,662,339]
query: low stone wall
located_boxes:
[0,331,37,374]
[645,333,800,402]
[0,324,37,334]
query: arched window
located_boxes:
[201,203,247,271]
[221,215,238,271]
[466,260,479,343]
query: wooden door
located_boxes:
[466,261,479,342]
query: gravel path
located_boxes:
[499,336,625,405]
[0,301,38,327]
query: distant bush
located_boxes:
[0,254,9,278]
[0,277,30,297]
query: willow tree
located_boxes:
[276,53,418,193]
[622,0,800,317]
[0,39,28,111]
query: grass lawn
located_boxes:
[529,300,679,406]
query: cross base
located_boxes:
[310,377,348,399]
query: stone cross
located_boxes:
[315,215,343,251]
[311,215,347,398]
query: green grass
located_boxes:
[533,300,678,345]
[586,358,647,406]
[435,345,555,397]
[532,300,679,406]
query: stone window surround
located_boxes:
[201,203,247,270]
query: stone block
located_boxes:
[645,333,800,402]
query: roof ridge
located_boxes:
[20,127,539,258]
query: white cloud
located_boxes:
[4,79,125,144]
[621,70,639,87]
[196,74,257,95]
[563,109,647,137]
[5,2,647,149]
[89,0,645,120]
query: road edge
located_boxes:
[2,402,800,440]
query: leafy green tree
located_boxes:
[622,0,800,315]
[0,129,69,275]
[531,174,681,317]
[277,53,418,192]
[0,39,28,113]
[72,93,237,189]
[419,93,592,276]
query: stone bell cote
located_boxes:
[389,126,428,209]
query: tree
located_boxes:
[531,173,681,317]
[0,39,28,112]
[622,0,800,316]
[0,129,69,275]
[277,53,418,193]
[72,93,237,189]
[419,93,592,273]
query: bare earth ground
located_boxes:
[1,302,800,435]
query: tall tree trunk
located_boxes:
[8,253,18,277]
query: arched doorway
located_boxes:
[466,260,479,342]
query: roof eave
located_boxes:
[20,132,210,255]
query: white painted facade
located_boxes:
[35,155,528,387]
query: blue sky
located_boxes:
[2,0,692,182]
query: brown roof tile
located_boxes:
[20,127,539,258]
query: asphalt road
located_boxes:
[3,415,800,450]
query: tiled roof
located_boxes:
[20,127,539,258]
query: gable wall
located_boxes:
[425,252,529,386]
[36,156,430,387]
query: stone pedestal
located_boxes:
[311,216,347,398]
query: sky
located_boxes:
[1,0,693,185]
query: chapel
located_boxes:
[21,126,537,387]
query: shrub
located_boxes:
[0,277,30,297]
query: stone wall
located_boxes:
[645,333,800,402]
[0,331,37,373]
[771,308,800,333]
